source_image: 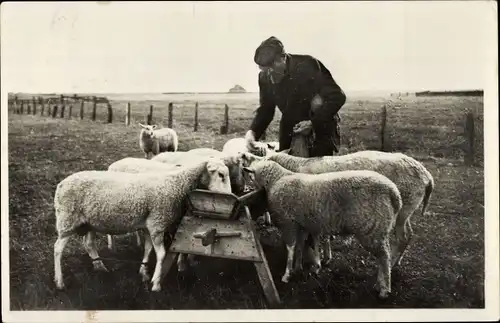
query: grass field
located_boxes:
[7,93,484,310]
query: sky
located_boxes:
[1,1,497,94]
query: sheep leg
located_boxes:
[282,242,297,283]
[177,254,188,272]
[321,235,333,266]
[358,234,392,299]
[391,204,417,267]
[264,211,272,225]
[375,239,392,299]
[292,228,309,274]
[83,231,108,272]
[139,231,153,282]
[281,224,298,283]
[135,230,143,247]
[310,234,322,275]
[107,234,117,252]
[150,232,166,292]
[54,235,70,290]
[392,220,414,267]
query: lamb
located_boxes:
[152,148,246,195]
[222,137,279,157]
[243,160,403,299]
[241,149,434,268]
[139,123,179,159]
[53,159,231,292]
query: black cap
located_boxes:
[254,36,285,67]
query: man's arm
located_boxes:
[307,58,346,127]
[249,71,276,141]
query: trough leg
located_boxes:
[244,206,281,308]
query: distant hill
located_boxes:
[228,85,246,93]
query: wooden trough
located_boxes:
[161,188,282,308]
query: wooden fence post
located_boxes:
[107,103,113,123]
[194,102,199,132]
[60,103,65,118]
[146,105,154,125]
[125,102,131,126]
[20,100,24,114]
[68,104,73,119]
[60,95,65,118]
[167,103,173,128]
[220,104,229,134]
[40,97,45,116]
[465,111,475,165]
[80,100,84,120]
[52,105,58,118]
[380,105,388,151]
[92,96,97,121]
[27,100,31,114]
[13,96,19,113]
[32,97,37,115]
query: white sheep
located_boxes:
[243,159,403,299]
[152,148,246,195]
[139,123,178,159]
[105,158,184,252]
[222,137,279,157]
[53,159,231,292]
[106,156,231,272]
[241,149,434,268]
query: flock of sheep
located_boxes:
[53,121,434,300]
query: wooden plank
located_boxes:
[168,216,261,262]
[187,189,238,220]
[244,206,281,308]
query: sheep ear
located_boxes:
[152,125,158,129]
[281,148,292,155]
[139,123,146,129]
[267,143,275,149]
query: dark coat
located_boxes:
[250,53,346,156]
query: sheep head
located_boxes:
[139,123,158,138]
[203,160,232,194]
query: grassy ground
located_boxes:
[7,94,484,309]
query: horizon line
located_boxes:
[8,88,485,96]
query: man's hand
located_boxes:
[245,130,257,151]
[293,120,313,135]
